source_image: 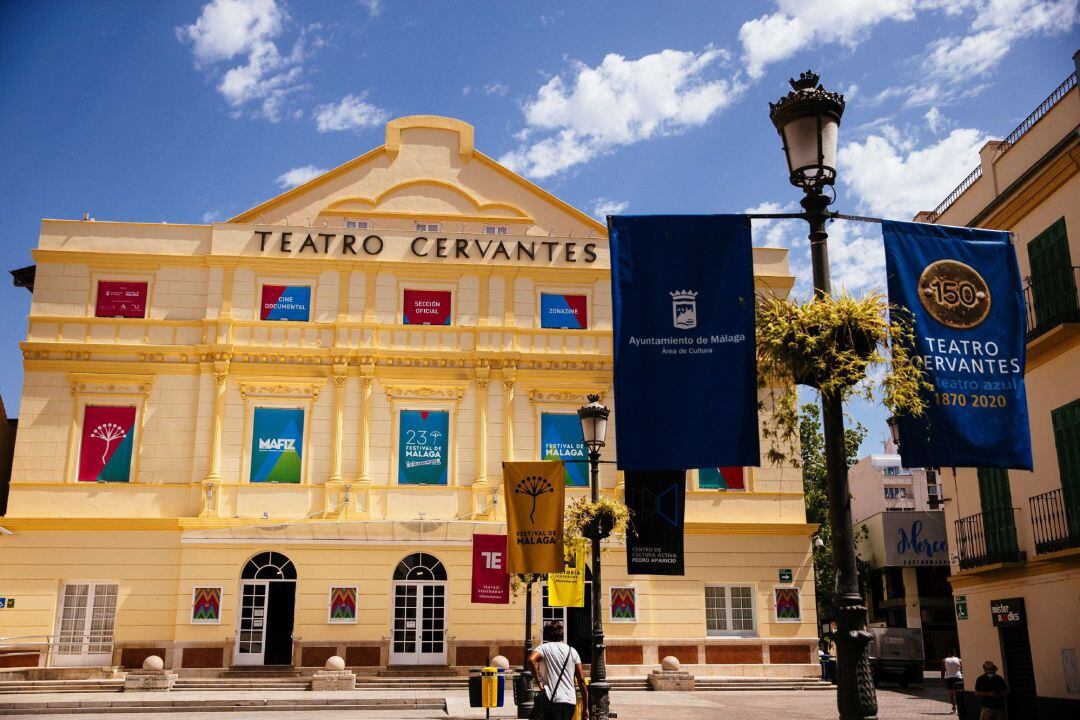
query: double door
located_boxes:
[234,580,295,666]
[390,581,446,665]
[53,582,118,667]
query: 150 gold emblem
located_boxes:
[918,260,991,329]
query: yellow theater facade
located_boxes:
[0,116,819,677]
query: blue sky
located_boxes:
[1,0,1077,456]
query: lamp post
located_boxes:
[577,394,611,720]
[769,71,878,720]
[517,576,536,719]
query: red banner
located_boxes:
[403,289,451,325]
[79,405,137,482]
[471,534,510,604]
[96,281,148,318]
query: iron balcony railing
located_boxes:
[1024,266,1080,340]
[926,70,1077,223]
[1030,487,1080,555]
[954,507,1023,570]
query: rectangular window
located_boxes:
[95,281,148,318]
[977,467,1018,559]
[398,410,449,485]
[483,225,509,235]
[403,289,452,325]
[345,219,369,229]
[250,407,304,483]
[78,405,137,482]
[699,467,745,490]
[260,285,311,321]
[415,222,440,232]
[55,582,118,661]
[540,413,588,487]
[540,293,588,329]
[1051,398,1080,537]
[884,487,909,500]
[1027,217,1077,333]
[705,585,755,636]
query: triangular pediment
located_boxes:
[229,115,605,236]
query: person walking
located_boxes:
[528,621,588,720]
[974,660,1009,720]
[942,649,963,714]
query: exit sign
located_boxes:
[779,569,793,583]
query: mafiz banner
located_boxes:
[95,281,148,318]
[471,534,510,604]
[609,216,759,470]
[883,220,1032,470]
[403,289,452,325]
[79,405,137,482]
[541,413,589,487]
[398,410,449,484]
[261,285,311,321]
[503,461,565,574]
[540,293,588,329]
[625,470,685,575]
[250,407,304,483]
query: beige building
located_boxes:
[0,116,820,679]
[915,53,1080,718]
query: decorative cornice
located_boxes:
[238,379,325,400]
[527,388,605,406]
[383,383,466,405]
[68,372,155,398]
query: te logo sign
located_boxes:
[481,551,503,570]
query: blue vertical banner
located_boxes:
[609,215,759,470]
[540,413,588,487]
[250,408,304,483]
[883,220,1032,470]
[398,410,450,484]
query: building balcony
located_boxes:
[954,507,1024,570]
[1029,486,1080,555]
[1025,266,1080,342]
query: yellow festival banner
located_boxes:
[547,540,585,607]
[503,461,565,574]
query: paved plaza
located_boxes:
[0,681,954,719]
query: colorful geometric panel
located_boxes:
[698,466,745,490]
[610,587,637,622]
[775,588,801,621]
[540,413,588,487]
[78,405,137,482]
[191,587,221,623]
[329,587,357,623]
[250,407,304,483]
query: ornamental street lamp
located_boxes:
[577,394,611,720]
[770,71,879,720]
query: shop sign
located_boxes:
[990,597,1025,627]
[260,285,311,321]
[398,410,449,485]
[96,281,148,318]
[403,289,451,325]
[954,595,968,620]
[884,511,949,566]
[540,413,588,487]
[250,408,303,483]
[540,293,588,329]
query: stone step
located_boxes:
[377,665,455,677]
[0,698,447,715]
[0,679,125,694]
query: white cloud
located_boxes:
[739,0,921,79]
[276,165,327,189]
[824,221,888,294]
[357,0,382,17]
[745,201,802,249]
[840,125,991,219]
[484,82,509,96]
[592,198,629,219]
[314,93,390,132]
[202,210,223,224]
[924,106,946,133]
[501,47,741,179]
[177,0,314,121]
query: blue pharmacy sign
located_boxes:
[609,215,759,470]
[883,220,1032,470]
[540,413,588,487]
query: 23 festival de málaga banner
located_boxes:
[609,215,759,470]
[883,220,1032,469]
[250,407,304,483]
[398,410,450,484]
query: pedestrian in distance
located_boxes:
[974,660,1008,720]
[942,648,963,714]
[528,621,589,720]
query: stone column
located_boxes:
[472,373,490,517]
[902,566,922,629]
[353,365,375,517]
[325,366,348,517]
[200,359,229,518]
[502,380,515,463]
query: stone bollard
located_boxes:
[491,655,510,670]
[311,655,356,691]
[647,655,695,691]
[123,656,178,691]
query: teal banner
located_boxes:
[250,407,304,483]
[541,413,588,487]
[398,410,449,484]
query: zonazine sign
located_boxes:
[261,285,311,321]
[398,410,449,484]
[540,293,587,329]
[250,407,304,483]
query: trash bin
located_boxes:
[469,672,484,708]
[820,656,837,684]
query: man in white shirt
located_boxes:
[528,621,588,720]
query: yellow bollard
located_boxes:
[481,666,498,708]
[572,677,590,720]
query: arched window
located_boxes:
[241,551,296,580]
[393,553,447,581]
